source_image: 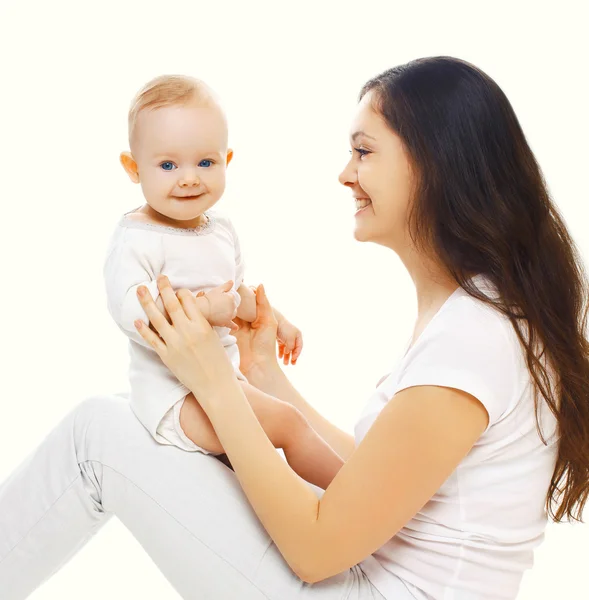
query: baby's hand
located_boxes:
[196,282,239,329]
[276,318,303,366]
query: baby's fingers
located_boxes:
[292,334,303,364]
[282,343,293,365]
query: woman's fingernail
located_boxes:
[137,287,146,297]
[134,320,142,329]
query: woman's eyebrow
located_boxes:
[351,131,376,142]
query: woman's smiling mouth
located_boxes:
[354,197,372,215]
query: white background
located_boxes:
[0,0,587,598]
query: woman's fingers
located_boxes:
[136,284,175,341]
[134,318,168,354]
[253,285,277,326]
[156,276,189,326]
[176,289,202,321]
[233,316,247,328]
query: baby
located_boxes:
[103,75,343,486]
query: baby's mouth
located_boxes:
[175,193,203,200]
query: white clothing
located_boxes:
[0,394,410,599]
[103,208,246,454]
[355,274,559,600]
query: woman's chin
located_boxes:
[353,224,372,242]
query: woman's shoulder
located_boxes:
[418,282,526,383]
[444,276,514,336]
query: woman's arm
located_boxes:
[134,278,489,583]
[193,372,489,584]
[247,364,356,461]
[234,288,354,459]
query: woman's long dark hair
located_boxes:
[360,57,589,522]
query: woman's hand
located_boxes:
[134,275,238,408]
[232,285,280,379]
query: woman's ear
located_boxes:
[120,151,140,183]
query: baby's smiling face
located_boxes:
[121,102,232,228]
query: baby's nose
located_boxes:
[179,172,200,186]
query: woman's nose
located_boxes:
[338,158,357,187]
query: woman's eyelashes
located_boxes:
[159,159,215,171]
[350,147,371,158]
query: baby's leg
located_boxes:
[179,392,225,455]
[180,384,298,456]
[235,383,345,490]
[180,384,344,488]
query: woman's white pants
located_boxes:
[0,394,416,599]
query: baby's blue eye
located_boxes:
[160,162,176,171]
[199,159,213,168]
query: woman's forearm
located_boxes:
[247,364,356,461]
[203,379,321,581]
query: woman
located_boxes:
[1,56,588,600]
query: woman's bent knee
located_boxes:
[71,395,147,462]
[72,395,130,437]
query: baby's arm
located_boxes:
[236,283,287,323]
[103,232,166,348]
[228,218,302,361]
[235,283,257,321]
[155,287,230,327]
[104,231,234,345]
[236,283,303,364]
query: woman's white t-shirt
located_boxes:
[355,275,559,600]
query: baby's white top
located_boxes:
[355,274,558,600]
[103,208,245,442]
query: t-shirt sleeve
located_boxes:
[103,228,165,348]
[394,300,518,430]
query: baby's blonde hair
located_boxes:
[127,74,221,147]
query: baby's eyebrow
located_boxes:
[154,151,224,160]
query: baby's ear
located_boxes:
[226,148,234,167]
[120,151,140,183]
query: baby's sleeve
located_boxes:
[103,228,165,348]
[394,300,519,432]
[227,217,245,288]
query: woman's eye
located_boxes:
[160,162,176,171]
[349,148,370,158]
[199,159,213,168]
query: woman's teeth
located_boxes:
[355,198,371,210]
